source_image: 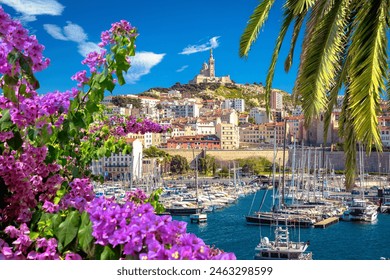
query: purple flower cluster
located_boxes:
[0,143,63,223]
[0,89,72,129]
[0,131,13,142]
[71,70,90,87]
[109,115,170,136]
[86,193,236,260]
[0,224,60,260]
[81,49,107,73]
[60,178,95,212]
[125,189,148,202]
[0,7,50,76]
[99,20,137,48]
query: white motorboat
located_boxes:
[254,226,312,260]
[341,198,378,222]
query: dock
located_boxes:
[314,217,339,228]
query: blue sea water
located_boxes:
[173,190,390,260]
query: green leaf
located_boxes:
[116,70,126,85]
[30,209,43,231]
[3,85,18,103]
[72,111,86,128]
[3,74,19,86]
[0,110,13,131]
[7,51,20,65]
[7,131,23,150]
[78,212,94,256]
[99,245,120,260]
[29,232,40,240]
[55,210,81,249]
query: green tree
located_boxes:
[198,155,216,175]
[170,155,189,174]
[143,146,172,176]
[237,157,273,175]
[217,166,230,178]
[240,0,389,190]
[143,146,168,158]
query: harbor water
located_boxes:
[173,190,390,260]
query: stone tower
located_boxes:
[209,48,215,78]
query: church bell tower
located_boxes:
[209,48,215,78]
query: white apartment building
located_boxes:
[171,102,200,118]
[270,90,283,110]
[139,96,159,108]
[222,98,245,112]
[220,109,239,125]
[196,120,216,135]
[91,139,143,181]
[249,107,269,124]
[144,132,162,148]
[167,90,182,98]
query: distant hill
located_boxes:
[141,82,293,111]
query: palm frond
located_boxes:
[290,0,316,15]
[239,0,276,58]
[339,88,357,190]
[264,12,294,117]
[295,0,351,127]
[323,11,355,142]
[291,0,327,104]
[284,13,306,72]
[347,0,388,152]
[264,0,315,116]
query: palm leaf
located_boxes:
[264,0,314,116]
[295,0,351,127]
[339,88,357,190]
[347,0,388,152]
[239,0,276,58]
[284,12,306,72]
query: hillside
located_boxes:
[141,82,294,111]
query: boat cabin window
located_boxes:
[280,253,288,259]
[270,253,279,258]
[261,252,269,258]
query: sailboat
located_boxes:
[190,150,207,223]
[245,124,316,228]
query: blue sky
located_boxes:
[0,0,300,95]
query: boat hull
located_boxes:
[165,207,203,216]
[245,213,314,228]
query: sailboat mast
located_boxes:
[291,133,296,205]
[281,119,287,207]
[272,125,277,209]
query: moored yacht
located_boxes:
[341,198,378,222]
[254,226,312,260]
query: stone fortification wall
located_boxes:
[163,149,288,165]
[163,149,390,173]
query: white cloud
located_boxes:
[78,42,100,57]
[44,22,164,82]
[43,24,68,40]
[44,22,98,57]
[176,65,188,72]
[179,36,220,55]
[125,52,165,84]
[63,22,88,43]
[0,0,64,21]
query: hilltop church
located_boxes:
[189,49,233,85]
